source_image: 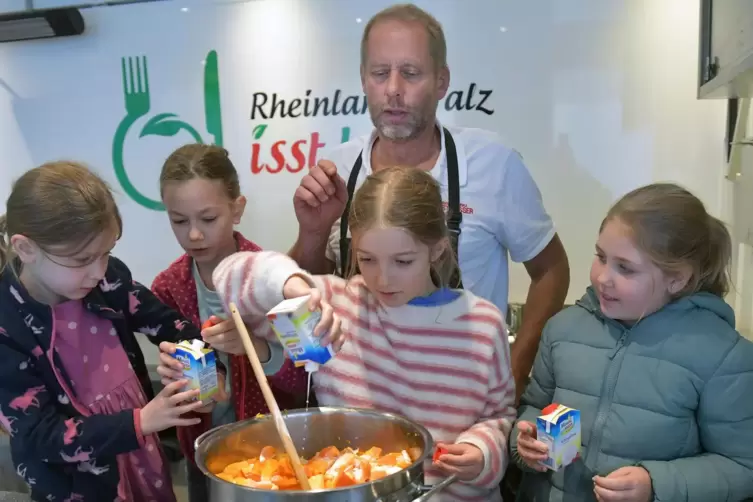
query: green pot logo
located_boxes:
[112,51,223,211]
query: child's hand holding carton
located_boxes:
[517,403,581,472]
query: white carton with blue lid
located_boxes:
[536,403,581,471]
[173,339,219,403]
[266,295,334,372]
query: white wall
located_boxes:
[0,0,743,335]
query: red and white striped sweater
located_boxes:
[213,251,515,502]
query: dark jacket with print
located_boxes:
[0,257,201,502]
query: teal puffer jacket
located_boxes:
[510,287,753,502]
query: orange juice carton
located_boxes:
[266,295,334,372]
[536,403,581,471]
[174,339,219,403]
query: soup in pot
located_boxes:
[215,444,418,491]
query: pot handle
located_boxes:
[411,474,457,502]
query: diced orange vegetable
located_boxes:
[309,474,325,490]
[361,447,382,459]
[271,475,300,490]
[277,457,294,478]
[370,467,389,481]
[305,458,333,477]
[260,459,279,481]
[331,469,357,488]
[376,452,400,466]
[318,446,340,459]
[260,446,276,462]
[216,443,411,491]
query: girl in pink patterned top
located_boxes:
[0,162,210,502]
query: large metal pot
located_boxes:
[194,407,456,501]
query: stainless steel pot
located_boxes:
[194,407,456,501]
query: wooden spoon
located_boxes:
[228,302,311,490]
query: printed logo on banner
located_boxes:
[111,50,223,211]
[248,82,496,175]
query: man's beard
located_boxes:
[369,103,434,141]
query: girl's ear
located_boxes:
[667,265,692,295]
[232,196,247,225]
[10,235,39,265]
[430,237,449,263]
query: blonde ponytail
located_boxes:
[701,215,732,296]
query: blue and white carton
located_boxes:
[174,339,219,403]
[266,295,334,372]
[536,404,581,471]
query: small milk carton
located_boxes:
[536,403,581,471]
[266,295,334,371]
[173,339,219,403]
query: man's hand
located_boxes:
[293,160,348,234]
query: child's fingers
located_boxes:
[314,303,334,339]
[518,442,548,461]
[202,331,229,347]
[158,379,189,397]
[592,485,621,501]
[324,316,344,352]
[174,417,203,427]
[169,388,201,405]
[525,439,549,454]
[158,341,177,354]
[438,452,476,467]
[175,399,210,416]
[518,421,537,437]
[159,351,184,372]
[160,377,179,387]
[202,319,233,335]
[524,459,548,472]
[308,288,322,311]
[156,365,183,382]
[433,460,460,476]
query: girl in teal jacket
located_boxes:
[511,183,753,502]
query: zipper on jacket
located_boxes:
[584,327,630,472]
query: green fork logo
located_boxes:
[112,50,224,211]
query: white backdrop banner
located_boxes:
[0,0,504,285]
[0,0,727,307]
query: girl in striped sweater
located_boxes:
[212,166,515,501]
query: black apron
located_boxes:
[338,127,463,288]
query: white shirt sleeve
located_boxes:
[496,151,556,263]
[325,218,341,268]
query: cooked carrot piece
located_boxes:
[271,475,300,490]
[218,443,412,490]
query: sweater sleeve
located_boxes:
[455,309,516,489]
[212,251,315,396]
[638,337,753,502]
[212,251,307,331]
